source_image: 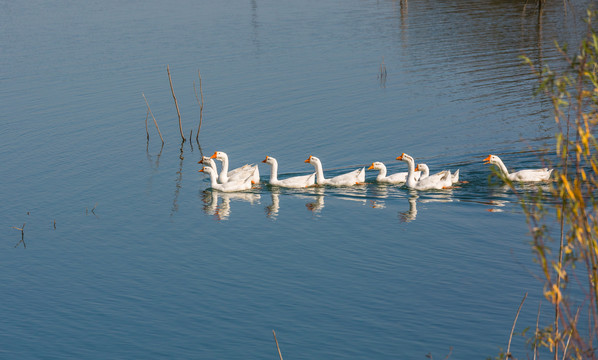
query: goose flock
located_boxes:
[198,151,554,192]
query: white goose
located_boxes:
[304,156,366,186]
[416,163,460,184]
[199,166,255,192]
[484,154,553,182]
[262,156,316,188]
[198,156,219,175]
[396,153,452,190]
[210,151,260,184]
[367,161,420,184]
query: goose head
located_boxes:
[262,155,276,165]
[198,166,215,176]
[198,156,211,164]
[210,151,227,161]
[415,163,428,172]
[483,155,499,165]
[304,155,321,166]
[368,162,385,171]
[396,153,414,163]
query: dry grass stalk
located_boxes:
[194,69,204,141]
[272,330,283,360]
[533,301,542,360]
[142,93,164,144]
[507,292,528,358]
[167,64,185,142]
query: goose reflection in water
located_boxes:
[398,194,418,223]
[481,181,551,213]
[265,188,280,219]
[201,189,261,221]
[305,187,326,214]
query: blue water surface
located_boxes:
[0,0,588,358]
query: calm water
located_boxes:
[0,0,589,358]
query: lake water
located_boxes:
[0,0,589,358]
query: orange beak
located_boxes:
[210,152,218,159]
[304,156,312,163]
[198,168,205,172]
[415,165,419,172]
[367,163,375,170]
[396,153,405,161]
[483,155,491,164]
[262,156,269,163]
[198,159,204,164]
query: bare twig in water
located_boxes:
[444,347,453,359]
[379,56,387,87]
[167,64,185,142]
[272,330,283,360]
[11,223,25,232]
[194,69,204,140]
[53,219,56,229]
[86,203,99,217]
[12,223,26,248]
[142,93,164,144]
[145,108,150,141]
[507,292,528,358]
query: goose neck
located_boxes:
[313,161,326,184]
[405,158,417,188]
[218,154,230,183]
[269,161,279,182]
[377,165,387,180]
[494,158,510,177]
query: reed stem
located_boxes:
[167,64,185,142]
[272,330,283,360]
[507,292,528,358]
[194,69,204,141]
[142,93,164,144]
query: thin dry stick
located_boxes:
[194,69,204,141]
[507,292,528,358]
[11,223,26,232]
[534,301,542,360]
[272,330,283,360]
[12,223,26,248]
[561,307,580,360]
[142,93,164,144]
[145,108,150,141]
[167,64,185,142]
